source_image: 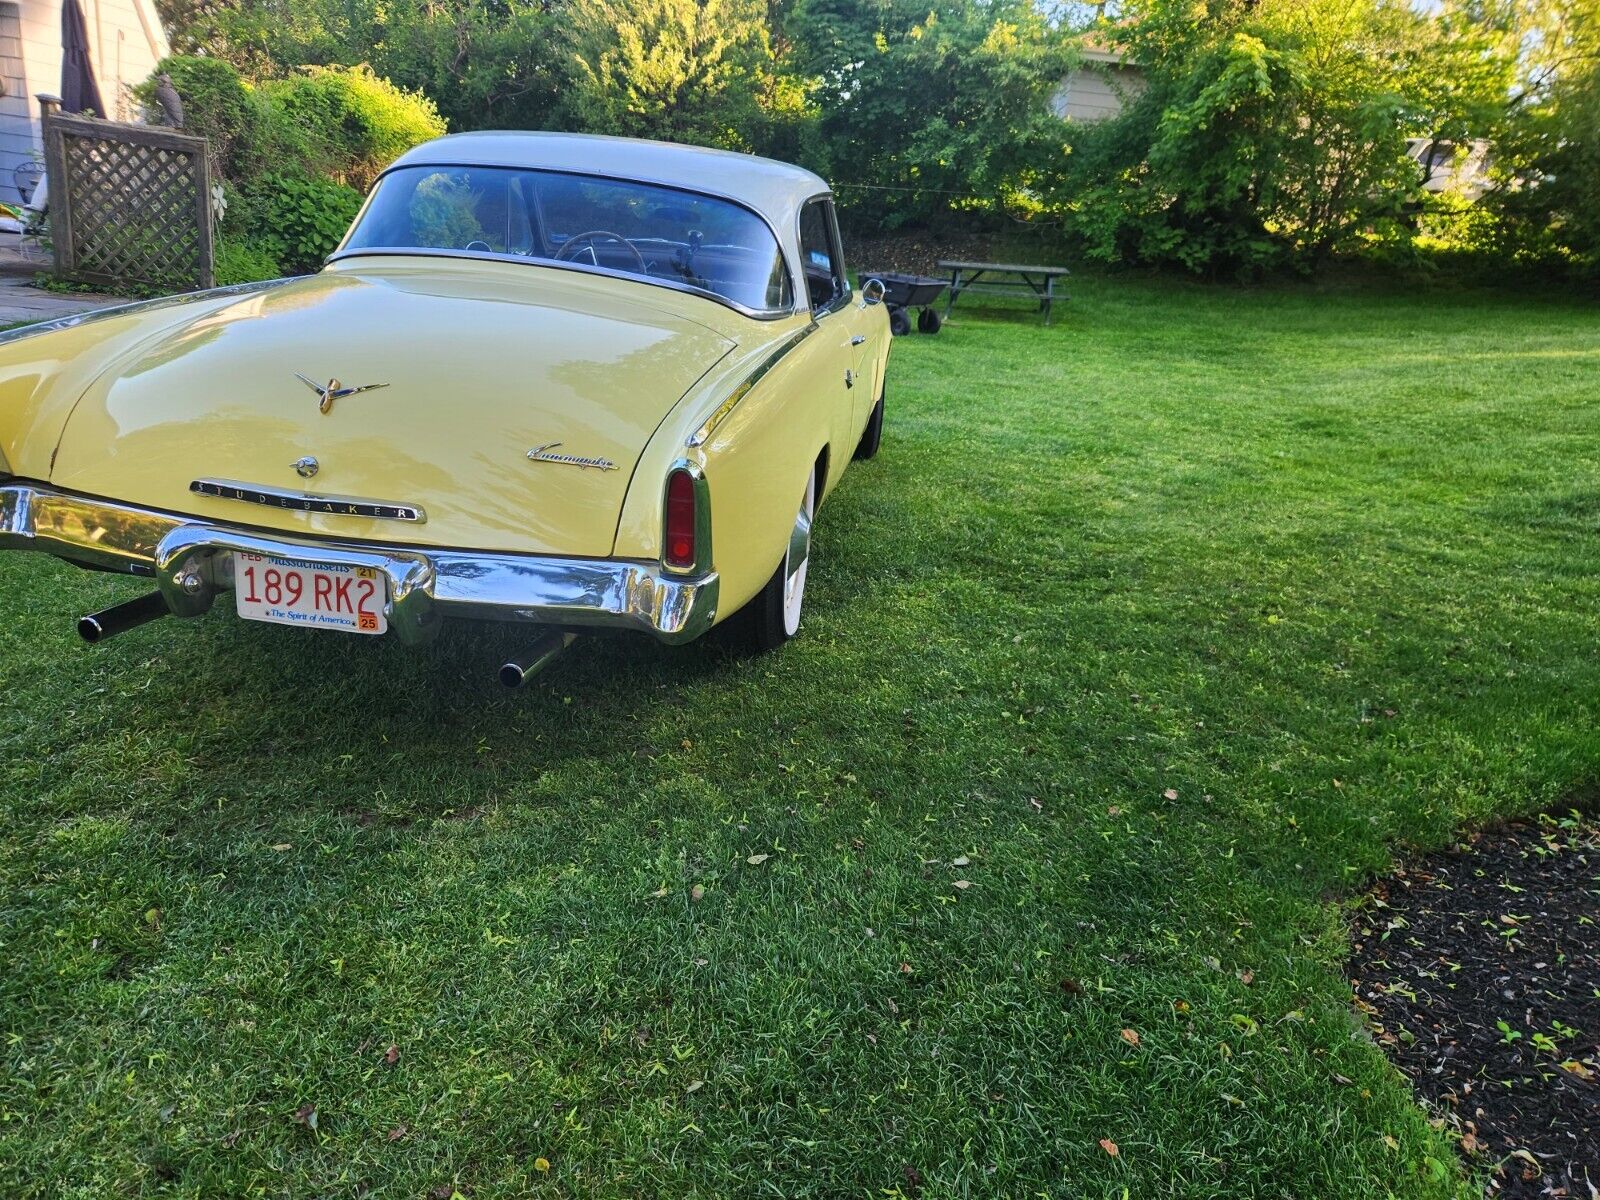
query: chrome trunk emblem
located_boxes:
[295,373,389,415]
[526,442,618,472]
[190,479,425,523]
[291,456,319,478]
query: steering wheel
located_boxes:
[554,230,647,273]
[464,239,492,253]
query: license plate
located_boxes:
[233,552,387,635]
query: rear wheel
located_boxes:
[889,306,912,336]
[724,469,815,652]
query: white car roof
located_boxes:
[390,132,831,246]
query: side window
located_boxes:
[798,198,844,311]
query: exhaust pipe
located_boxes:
[78,591,172,644]
[499,631,577,688]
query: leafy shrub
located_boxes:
[247,172,364,274]
[214,237,284,285]
[134,57,252,173]
[134,56,311,182]
[260,66,445,192]
[134,59,438,285]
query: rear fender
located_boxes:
[616,320,828,619]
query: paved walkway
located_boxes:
[0,231,120,326]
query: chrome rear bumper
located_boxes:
[0,482,718,645]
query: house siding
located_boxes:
[0,0,168,205]
[1050,61,1146,123]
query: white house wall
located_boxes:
[0,0,169,204]
[1050,62,1146,123]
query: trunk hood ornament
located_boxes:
[295,373,389,415]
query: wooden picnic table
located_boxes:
[938,260,1070,326]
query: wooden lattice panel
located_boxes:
[42,111,214,293]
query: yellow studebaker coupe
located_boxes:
[0,133,892,683]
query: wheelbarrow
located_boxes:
[859,271,947,336]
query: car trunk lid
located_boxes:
[48,260,736,557]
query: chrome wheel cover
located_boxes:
[782,472,814,636]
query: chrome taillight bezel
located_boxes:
[662,458,712,575]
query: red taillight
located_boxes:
[665,469,697,570]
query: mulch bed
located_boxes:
[1349,817,1600,1197]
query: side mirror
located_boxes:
[861,277,887,306]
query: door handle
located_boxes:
[851,335,866,346]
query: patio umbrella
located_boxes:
[60,0,106,117]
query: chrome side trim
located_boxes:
[189,479,426,524]
[687,325,813,448]
[0,482,718,646]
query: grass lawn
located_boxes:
[2,275,1598,1198]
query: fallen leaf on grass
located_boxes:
[271,843,293,852]
[1107,806,1122,817]
[690,884,705,902]
[1099,1138,1119,1157]
[899,961,913,975]
[952,855,970,867]
[292,1104,318,1130]
[650,886,669,899]
[1163,788,1179,800]
[534,1157,551,1172]
[1120,1028,1140,1047]
[386,1124,408,1142]
[952,879,973,890]
[383,1044,399,1066]
[684,1080,704,1094]
[746,854,770,866]
[1460,1132,1482,1154]
[220,1130,243,1148]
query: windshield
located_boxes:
[340,165,793,315]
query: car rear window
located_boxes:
[340,166,794,316]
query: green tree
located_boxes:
[157,0,572,132]
[1057,0,1518,275]
[262,64,446,190]
[564,0,810,152]
[790,0,1072,226]
[1479,0,1600,275]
